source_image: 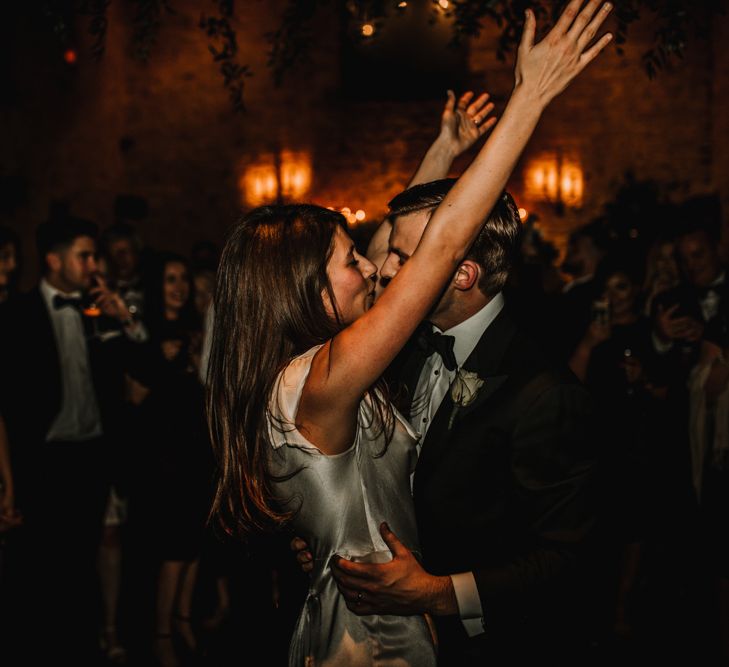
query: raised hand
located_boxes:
[515,0,613,107]
[89,274,132,323]
[439,90,496,157]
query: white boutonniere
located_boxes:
[448,369,485,428]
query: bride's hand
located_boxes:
[515,0,613,108]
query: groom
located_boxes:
[327,179,597,664]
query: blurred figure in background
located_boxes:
[101,222,146,321]
[0,216,144,660]
[642,236,679,317]
[569,256,674,642]
[0,226,20,304]
[127,253,212,667]
[555,220,610,361]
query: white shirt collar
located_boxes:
[434,292,505,368]
[40,278,83,308]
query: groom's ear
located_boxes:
[452,260,480,292]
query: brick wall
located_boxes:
[2,1,728,283]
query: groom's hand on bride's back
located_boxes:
[290,536,314,574]
[331,522,457,617]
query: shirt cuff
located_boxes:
[123,321,148,343]
[450,572,485,637]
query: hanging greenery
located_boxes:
[199,0,251,112]
[38,0,724,113]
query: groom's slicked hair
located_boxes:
[388,179,522,296]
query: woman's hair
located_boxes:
[143,252,199,339]
[207,204,391,538]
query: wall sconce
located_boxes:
[525,151,584,215]
[241,150,312,207]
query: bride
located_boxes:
[206,3,612,664]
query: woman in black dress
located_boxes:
[129,253,212,666]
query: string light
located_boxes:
[64,49,77,64]
[398,1,408,7]
[518,208,528,221]
[334,207,367,225]
[361,23,375,37]
[438,0,449,9]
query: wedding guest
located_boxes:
[642,236,678,317]
[554,219,610,360]
[687,319,729,664]
[569,257,675,638]
[101,221,146,319]
[127,254,212,667]
[0,216,146,660]
[652,219,726,367]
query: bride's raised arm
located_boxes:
[303,0,613,451]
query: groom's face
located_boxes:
[380,210,431,285]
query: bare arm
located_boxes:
[302,0,614,454]
[366,90,496,295]
[0,414,20,530]
[408,90,496,188]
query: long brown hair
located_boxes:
[207,204,391,538]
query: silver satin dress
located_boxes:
[267,346,437,667]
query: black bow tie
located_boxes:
[416,324,457,372]
[52,294,83,311]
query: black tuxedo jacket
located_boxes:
[392,309,597,663]
[0,287,127,468]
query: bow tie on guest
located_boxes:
[416,324,457,372]
[52,294,84,311]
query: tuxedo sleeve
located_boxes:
[472,381,597,625]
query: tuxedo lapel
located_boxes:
[414,309,517,480]
[30,287,62,386]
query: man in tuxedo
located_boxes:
[653,221,726,359]
[328,179,597,664]
[0,216,145,659]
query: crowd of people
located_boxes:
[0,3,726,662]
[0,199,726,666]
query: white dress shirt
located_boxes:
[410,292,505,637]
[40,279,103,442]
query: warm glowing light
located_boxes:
[438,0,450,9]
[280,151,312,200]
[362,23,375,37]
[398,1,408,7]
[341,207,351,215]
[241,151,312,206]
[525,153,584,209]
[64,49,77,64]
[518,208,528,221]
[355,209,366,221]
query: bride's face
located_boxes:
[323,225,377,325]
